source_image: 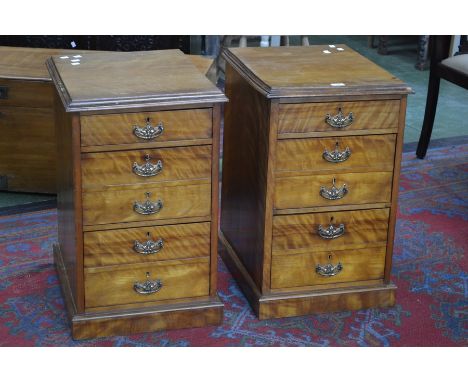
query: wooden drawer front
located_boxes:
[84,222,211,267]
[0,79,54,108]
[85,258,210,308]
[82,145,211,191]
[82,180,211,226]
[271,247,386,289]
[276,135,396,175]
[0,106,56,193]
[278,100,400,136]
[272,208,390,255]
[81,108,212,147]
[274,172,393,210]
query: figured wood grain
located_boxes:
[0,78,54,108]
[72,297,223,339]
[84,257,210,308]
[220,63,273,292]
[258,284,396,319]
[278,100,400,135]
[81,145,211,190]
[82,180,211,226]
[271,246,386,289]
[80,108,213,147]
[0,105,56,193]
[223,46,411,98]
[273,203,391,215]
[272,208,390,255]
[274,171,393,210]
[275,134,396,175]
[47,50,227,112]
[84,222,210,267]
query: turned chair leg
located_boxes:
[416,73,441,159]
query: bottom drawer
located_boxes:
[85,257,209,308]
[271,247,386,289]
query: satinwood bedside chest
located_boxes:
[47,49,227,339]
[219,45,411,319]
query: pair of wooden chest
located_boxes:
[47,46,410,339]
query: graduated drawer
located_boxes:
[271,247,386,289]
[81,108,212,147]
[81,145,211,191]
[272,208,390,255]
[0,79,54,108]
[84,222,211,267]
[82,180,211,226]
[275,135,396,175]
[84,257,210,308]
[274,171,393,210]
[278,100,400,136]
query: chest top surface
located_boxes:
[47,49,227,112]
[223,45,412,98]
[0,46,92,81]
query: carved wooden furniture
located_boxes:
[220,45,411,319]
[0,46,86,193]
[48,49,227,339]
[417,35,468,159]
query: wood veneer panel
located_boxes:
[84,258,210,308]
[220,63,272,291]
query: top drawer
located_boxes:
[278,100,400,136]
[81,108,212,147]
[0,79,54,108]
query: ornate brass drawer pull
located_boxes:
[132,154,163,177]
[319,177,348,200]
[133,117,164,140]
[133,192,163,215]
[316,262,343,277]
[316,255,343,277]
[325,107,354,128]
[323,142,351,163]
[318,217,345,239]
[133,232,164,255]
[134,272,163,294]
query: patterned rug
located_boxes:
[0,143,467,346]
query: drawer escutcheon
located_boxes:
[319,177,348,200]
[133,118,164,140]
[325,107,354,129]
[317,217,345,239]
[133,192,163,215]
[322,142,351,163]
[132,154,163,177]
[133,272,163,294]
[316,255,343,277]
[133,232,164,255]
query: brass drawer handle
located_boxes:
[320,177,348,200]
[133,232,164,255]
[325,107,354,128]
[323,142,351,163]
[133,192,163,215]
[318,217,345,239]
[133,118,164,140]
[132,154,163,177]
[0,86,8,99]
[134,272,163,294]
[316,255,343,277]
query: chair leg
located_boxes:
[416,74,441,159]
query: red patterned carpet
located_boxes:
[0,143,467,346]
